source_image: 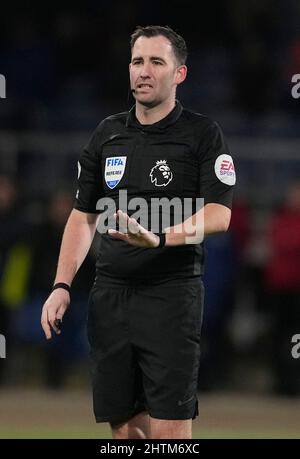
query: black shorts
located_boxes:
[87,275,204,424]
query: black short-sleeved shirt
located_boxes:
[74,101,236,280]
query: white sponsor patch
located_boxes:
[105,156,127,189]
[214,154,236,186]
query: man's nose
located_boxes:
[139,62,151,78]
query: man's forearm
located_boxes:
[164,203,231,247]
[54,209,98,286]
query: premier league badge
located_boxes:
[150,159,173,187]
[105,156,127,189]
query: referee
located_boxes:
[41,25,236,439]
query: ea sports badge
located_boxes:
[214,154,236,186]
[104,156,127,189]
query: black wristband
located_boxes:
[52,283,71,294]
[156,233,166,248]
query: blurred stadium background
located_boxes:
[0,0,299,439]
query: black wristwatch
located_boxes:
[52,282,71,294]
[156,233,166,248]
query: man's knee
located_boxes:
[110,420,128,439]
[111,422,146,439]
[149,418,192,439]
[110,411,150,439]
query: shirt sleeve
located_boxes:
[198,121,236,209]
[73,123,104,213]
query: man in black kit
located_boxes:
[41,25,236,439]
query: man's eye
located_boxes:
[153,61,163,65]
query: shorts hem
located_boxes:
[95,406,147,424]
[148,401,199,421]
[95,400,199,423]
[148,411,198,420]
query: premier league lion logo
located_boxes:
[149,160,173,187]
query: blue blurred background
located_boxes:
[0,0,299,431]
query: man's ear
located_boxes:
[175,65,187,85]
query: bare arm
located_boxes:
[107,203,231,248]
[54,208,99,285]
[41,209,99,339]
[164,203,231,246]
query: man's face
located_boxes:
[129,35,185,107]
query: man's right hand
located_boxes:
[41,289,70,340]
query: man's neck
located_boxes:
[135,98,176,125]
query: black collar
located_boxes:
[126,100,183,131]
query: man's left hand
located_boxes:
[108,210,159,248]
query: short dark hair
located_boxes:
[130,25,188,65]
